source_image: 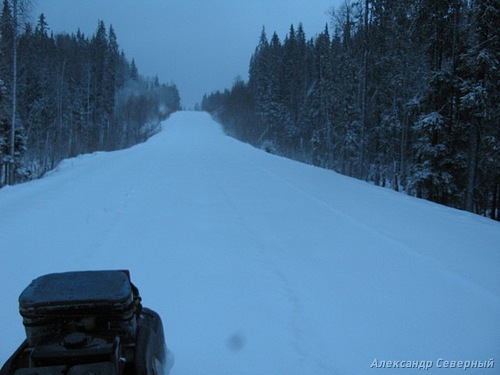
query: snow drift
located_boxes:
[1,111,499,374]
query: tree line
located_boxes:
[202,0,499,220]
[0,2,180,186]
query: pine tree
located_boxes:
[0,0,13,119]
[458,0,500,213]
[309,25,335,167]
[129,58,138,81]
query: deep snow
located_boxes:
[0,111,499,374]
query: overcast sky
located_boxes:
[33,1,341,108]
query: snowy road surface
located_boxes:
[1,111,499,374]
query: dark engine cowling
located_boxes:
[0,270,173,375]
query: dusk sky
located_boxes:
[33,1,342,107]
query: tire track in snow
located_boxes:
[211,153,343,374]
[214,178,311,370]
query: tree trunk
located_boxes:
[465,121,479,212]
[359,0,369,180]
[491,184,499,221]
[9,0,18,185]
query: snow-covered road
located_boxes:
[1,112,499,374]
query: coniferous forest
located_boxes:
[202,0,499,219]
[0,2,180,186]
